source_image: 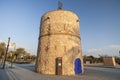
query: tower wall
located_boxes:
[35,10,83,75]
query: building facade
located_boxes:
[35,9,83,75]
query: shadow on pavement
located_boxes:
[0,67,10,80]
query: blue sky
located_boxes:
[0,0,120,57]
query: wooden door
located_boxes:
[56,57,62,75]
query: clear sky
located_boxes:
[0,0,120,57]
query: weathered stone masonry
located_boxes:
[35,10,84,75]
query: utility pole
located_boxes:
[2,37,10,69]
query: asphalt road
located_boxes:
[83,67,120,80]
[0,63,120,80]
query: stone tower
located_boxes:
[35,9,83,75]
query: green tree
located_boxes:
[15,48,25,60]
[23,52,30,61]
[0,42,6,62]
[89,55,95,63]
[31,55,36,61]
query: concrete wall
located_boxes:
[103,57,116,67]
[35,10,83,75]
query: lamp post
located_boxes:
[3,37,10,69]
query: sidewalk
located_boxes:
[0,62,83,80]
[0,62,10,80]
[0,62,120,80]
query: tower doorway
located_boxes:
[56,57,62,75]
[74,58,82,74]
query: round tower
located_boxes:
[35,9,83,75]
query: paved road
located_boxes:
[0,63,120,80]
[83,67,120,80]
